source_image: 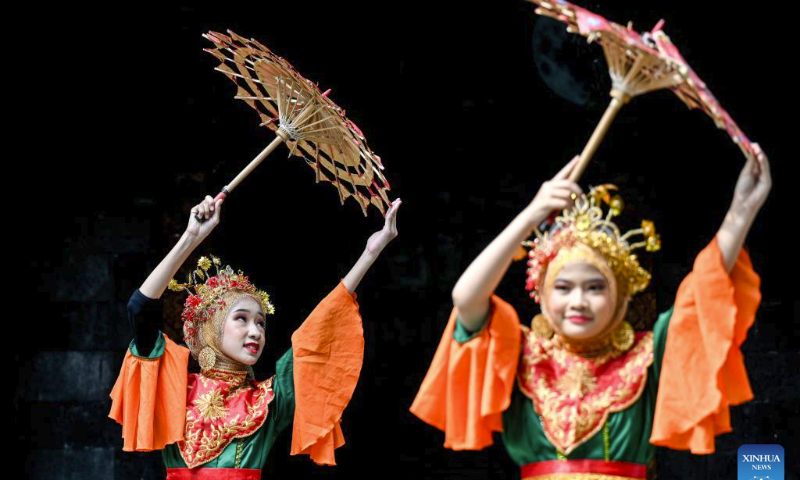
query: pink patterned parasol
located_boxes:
[526,0,760,179]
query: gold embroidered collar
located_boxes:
[178,372,275,468]
[201,367,250,390]
[517,327,654,455]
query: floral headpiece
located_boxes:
[168,255,275,345]
[522,185,661,303]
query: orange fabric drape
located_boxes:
[108,333,190,451]
[290,281,364,465]
[650,238,761,453]
[410,295,522,450]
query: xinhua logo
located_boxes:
[738,444,784,480]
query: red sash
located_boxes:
[521,460,647,479]
[166,468,261,480]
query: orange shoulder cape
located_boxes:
[108,333,190,451]
[290,281,365,465]
[410,295,522,450]
[650,239,761,453]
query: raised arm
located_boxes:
[715,144,772,274]
[286,199,400,465]
[109,196,222,452]
[139,195,224,298]
[129,195,224,354]
[342,198,402,293]
[651,145,769,454]
[452,156,582,331]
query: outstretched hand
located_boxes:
[716,143,772,273]
[731,143,772,215]
[366,198,402,255]
[342,198,402,293]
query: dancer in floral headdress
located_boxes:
[411,147,770,479]
[109,194,401,479]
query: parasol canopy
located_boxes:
[203,30,392,216]
[526,0,760,179]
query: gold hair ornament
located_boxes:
[522,185,661,303]
[167,255,275,350]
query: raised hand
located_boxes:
[185,195,224,241]
[524,155,583,227]
[366,198,402,255]
[342,198,402,294]
[138,196,223,298]
[731,143,772,215]
[716,143,772,274]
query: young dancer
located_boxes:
[411,148,770,479]
[109,195,401,477]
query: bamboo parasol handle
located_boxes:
[536,91,630,235]
[196,128,290,221]
[568,94,627,182]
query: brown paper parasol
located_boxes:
[203,30,391,216]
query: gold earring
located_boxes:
[198,346,217,370]
[610,321,634,352]
[532,313,555,340]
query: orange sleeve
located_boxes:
[289,281,364,466]
[108,333,189,451]
[650,238,761,453]
[409,295,522,450]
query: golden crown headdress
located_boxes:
[168,255,275,344]
[523,185,661,303]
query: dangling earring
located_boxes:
[198,346,217,370]
[610,321,634,352]
[246,365,255,380]
[532,313,555,340]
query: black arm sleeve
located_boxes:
[127,289,163,355]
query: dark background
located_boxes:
[20,2,797,479]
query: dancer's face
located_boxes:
[544,261,616,340]
[221,296,266,365]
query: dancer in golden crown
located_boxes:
[411,147,770,479]
[109,195,401,479]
